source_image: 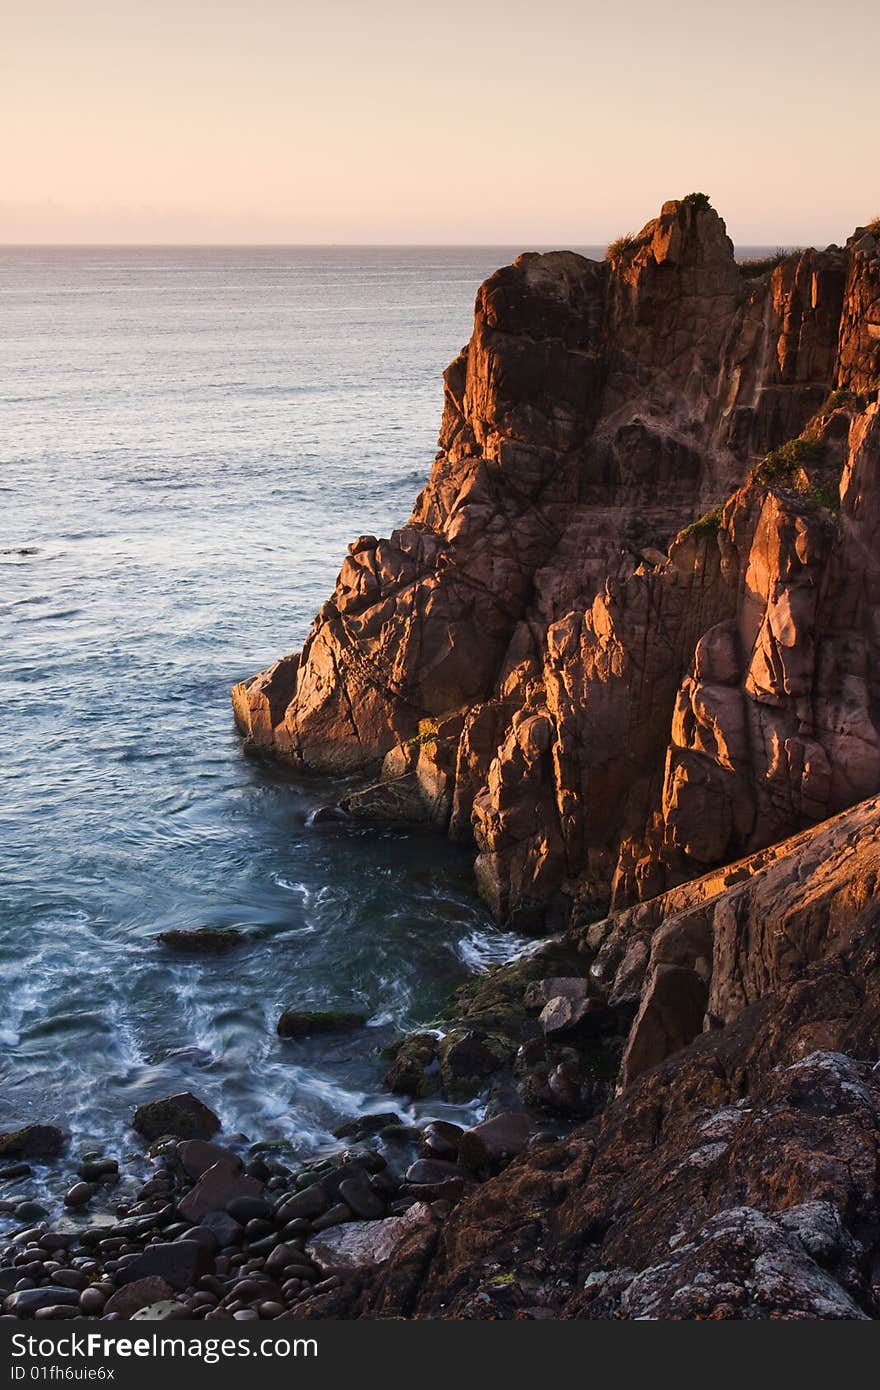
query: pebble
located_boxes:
[64,1182,96,1208]
[259,1301,284,1318]
[310,1202,352,1232]
[0,1164,32,1181]
[14,1202,49,1222]
[79,1288,106,1315]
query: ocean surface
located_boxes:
[0,242,774,1183]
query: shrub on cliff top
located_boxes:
[681,504,723,539]
[754,437,827,485]
[738,248,791,279]
[682,191,712,211]
[866,215,880,237]
[606,232,636,262]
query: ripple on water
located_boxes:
[0,245,531,1171]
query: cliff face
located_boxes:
[291,795,880,1321]
[233,198,880,929]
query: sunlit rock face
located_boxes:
[234,197,880,928]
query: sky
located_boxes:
[2,0,878,246]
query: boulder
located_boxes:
[458,1112,530,1173]
[437,1029,517,1100]
[383,1033,439,1097]
[332,1112,400,1142]
[0,1124,66,1160]
[115,1240,211,1290]
[418,1120,464,1160]
[132,1093,221,1142]
[104,1277,175,1317]
[177,1162,263,1223]
[306,1203,434,1274]
[177,1138,240,1180]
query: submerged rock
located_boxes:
[156,928,245,954]
[277,1010,367,1038]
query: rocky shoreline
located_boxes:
[0,1094,536,1322]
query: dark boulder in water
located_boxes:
[132,1092,221,1143]
[332,1112,400,1142]
[0,1124,66,1160]
[156,928,245,954]
[276,1010,367,1038]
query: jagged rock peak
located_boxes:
[233,196,880,929]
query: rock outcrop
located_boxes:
[234,196,880,930]
[288,794,880,1320]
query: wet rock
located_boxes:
[306,1202,434,1275]
[132,1093,221,1143]
[332,1113,400,1142]
[310,1203,353,1232]
[419,1121,464,1160]
[404,1159,467,1186]
[197,1212,240,1245]
[274,1186,329,1224]
[0,1125,66,1160]
[4,1287,80,1315]
[13,1201,49,1222]
[458,1112,530,1173]
[178,1140,241,1180]
[539,993,610,1037]
[383,1033,439,1097]
[104,1277,175,1317]
[157,928,245,954]
[78,1287,106,1315]
[178,1163,263,1223]
[226,1195,273,1222]
[263,1242,301,1276]
[64,1182,95,1208]
[437,1029,517,1101]
[76,1158,118,1183]
[0,1164,32,1181]
[115,1240,211,1291]
[276,1010,367,1038]
[338,1176,385,1220]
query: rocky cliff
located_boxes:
[288,793,880,1320]
[233,196,880,932]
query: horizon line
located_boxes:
[0,238,818,252]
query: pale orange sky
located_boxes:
[2,0,877,245]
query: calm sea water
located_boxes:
[0,245,566,1178]
[0,242,773,1180]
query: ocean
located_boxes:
[0,242,773,1177]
